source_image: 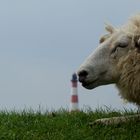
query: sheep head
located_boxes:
[77,24,133,89]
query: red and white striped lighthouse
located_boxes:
[70,73,79,111]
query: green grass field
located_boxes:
[0,109,140,140]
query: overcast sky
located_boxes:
[0,0,140,111]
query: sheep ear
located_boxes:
[105,23,115,34]
[135,37,140,51]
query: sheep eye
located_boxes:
[111,42,128,54]
[116,42,128,48]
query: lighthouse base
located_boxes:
[70,103,79,112]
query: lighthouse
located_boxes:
[70,73,79,111]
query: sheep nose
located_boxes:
[78,70,88,83]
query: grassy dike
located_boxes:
[0,109,139,140]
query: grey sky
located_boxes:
[0,0,140,111]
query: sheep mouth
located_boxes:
[81,78,99,89]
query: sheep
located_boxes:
[77,14,140,125]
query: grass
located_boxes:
[0,109,139,140]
